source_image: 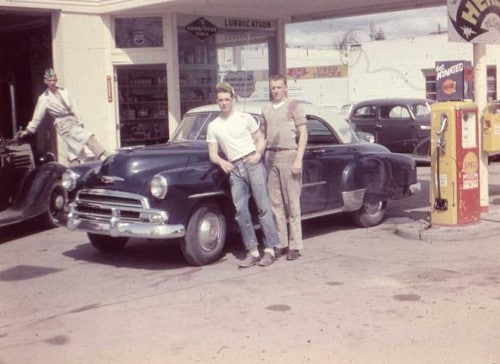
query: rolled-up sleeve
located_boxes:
[25,95,47,133]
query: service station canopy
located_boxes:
[0,0,444,23]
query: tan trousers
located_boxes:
[54,116,106,161]
[265,150,303,251]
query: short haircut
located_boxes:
[44,68,57,80]
[269,74,287,85]
[216,82,235,97]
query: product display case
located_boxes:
[117,65,168,147]
[178,31,218,115]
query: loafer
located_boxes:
[286,249,300,261]
[274,247,288,259]
[238,254,260,268]
[258,253,275,267]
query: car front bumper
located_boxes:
[66,188,186,239]
[67,211,186,239]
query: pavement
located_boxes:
[395,162,500,242]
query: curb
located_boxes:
[394,210,500,242]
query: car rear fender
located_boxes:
[341,154,416,208]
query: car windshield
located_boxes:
[171,112,219,141]
[410,102,432,117]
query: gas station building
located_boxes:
[0,0,498,169]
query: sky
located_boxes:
[286,5,448,48]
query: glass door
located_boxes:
[116,64,168,147]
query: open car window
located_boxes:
[307,117,340,145]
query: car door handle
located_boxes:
[310,149,326,154]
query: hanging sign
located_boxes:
[447,0,500,43]
[185,17,218,40]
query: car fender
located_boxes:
[341,155,410,210]
[152,163,233,227]
[13,161,67,216]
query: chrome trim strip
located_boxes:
[188,191,226,199]
[301,207,344,221]
[302,181,327,188]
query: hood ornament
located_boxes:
[100,175,124,184]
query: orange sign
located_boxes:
[287,65,348,80]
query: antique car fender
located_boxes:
[14,160,68,226]
[340,157,389,227]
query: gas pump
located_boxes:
[482,101,500,154]
[430,101,481,226]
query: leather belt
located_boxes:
[231,151,256,163]
[266,147,295,152]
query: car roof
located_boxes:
[184,101,359,144]
[187,100,323,116]
[353,98,434,107]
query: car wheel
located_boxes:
[351,199,387,227]
[88,233,128,252]
[39,181,67,228]
[181,202,227,266]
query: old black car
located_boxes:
[349,98,433,154]
[62,102,420,266]
[0,134,67,229]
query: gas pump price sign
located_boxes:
[460,111,479,190]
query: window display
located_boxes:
[117,65,168,146]
[177,15,277,116]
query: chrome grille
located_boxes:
[10,150,35,172]
[73,189,149,222]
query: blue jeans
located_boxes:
[229,160,280,251]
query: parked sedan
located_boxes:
[0,134,67,229]
[62,102,420,266]
[349,98,433,153]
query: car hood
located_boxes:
[91,141,208,191]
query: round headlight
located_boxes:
[150,175,168,199]
[62,170,78,191]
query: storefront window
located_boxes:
[177,15,276,115]
[114,17,163,48]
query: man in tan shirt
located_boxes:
[261,74,308,260]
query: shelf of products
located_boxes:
[117,65,168,147]
[178,31,218,115]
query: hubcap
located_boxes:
[198,212,222,252]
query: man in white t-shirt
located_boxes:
[207,82,280,268]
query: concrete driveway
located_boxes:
[1,165,500,364]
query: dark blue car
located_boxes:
[62,102,420,266]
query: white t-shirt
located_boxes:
[207,111,258,162]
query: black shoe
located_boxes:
[238,254,260,268]
[258,253,275,267]
[274,247,288,259]
[286,249,300,261]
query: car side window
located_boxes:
[307,118,339,145]
[352,105,377,119]
[412,103,431,116]
[382,105,410,120]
